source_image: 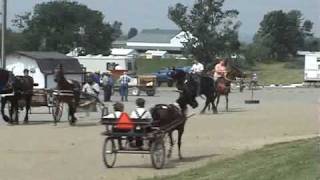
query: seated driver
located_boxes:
[130,98,152,148]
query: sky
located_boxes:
[6,0,320,42]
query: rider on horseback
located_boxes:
[213,58,227,81]
[190,60,204,95]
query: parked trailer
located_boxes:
[304,52,320,82]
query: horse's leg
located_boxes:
[177,127,184,160]
[226,94,229,112]
[200,97,210,114]
[167,131,174,158]
[12,100,19,124]
[216,94,220,110]
[23,96,31,124]
[211,95,218,114]
[1,97,10,122]
[68,102,77,125]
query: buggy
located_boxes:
[101,114,184,169]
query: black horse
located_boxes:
[54,65,81,125]
[150,76,198,159]
[1,70,34,124]
[171,70,217,114]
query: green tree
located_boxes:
[255,10,311,60]
[13,1,119,55]
[128,27,138,39]
[168,0,241,66]
[0,29,26,54]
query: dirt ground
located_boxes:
[0,87,319,180]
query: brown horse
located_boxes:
[1,71,34,124]
[214,64,245,111]
[54,65,81,125]
[151,75,198,159]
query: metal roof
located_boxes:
[15,51,83,74]
[127,29,181,43]
[111,48,137,56]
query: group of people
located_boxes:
[104,98,152,149]
[82,70,133,103]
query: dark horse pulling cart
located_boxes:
[100,78,199,169]
[101,114,185,169]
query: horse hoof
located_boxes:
[23,121,29,124]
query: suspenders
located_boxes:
[135,110,147,120]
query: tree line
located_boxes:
[2,0,319,67]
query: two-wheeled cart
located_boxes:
[101,116,184,169]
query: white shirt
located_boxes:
[191,63,204,73]
[104,111,122,119]
[130,108,152,121]
[82,82,100,95]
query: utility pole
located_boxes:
[1,0,6,69]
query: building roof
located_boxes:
[145,50,167,56]
[126,45,182,51]
[15,51,82,74]
[127,29,181,43]
[111,48,137,56]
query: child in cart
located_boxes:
[130,98,153,148]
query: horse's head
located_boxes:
[225,63,245,81]
[176,76,198,110]
[54,64,64,83]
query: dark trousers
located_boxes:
[103,85,112,102]
[119,84,128,101]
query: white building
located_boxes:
[69,50,137,73]
[298,51,320,82]
[145,50,168,59]
[126,29,188,53]
[6,51,83,89]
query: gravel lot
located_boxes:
[0,87,319,180]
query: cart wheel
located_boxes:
[150,139,166,169]
[52,101,63,124]
[102,137,117,168]
[132,87,140,96]
[146,90,155,96]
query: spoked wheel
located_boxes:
[52,100,63,125]
[102,137,117,168]
[150,139,166,169]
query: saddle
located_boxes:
[216,78,230,94]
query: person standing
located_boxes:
[119,71,131,102]
[102,71,114,102]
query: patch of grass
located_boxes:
[136,58,192,74]
[144,138,320,180]
[254,62,304,85]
